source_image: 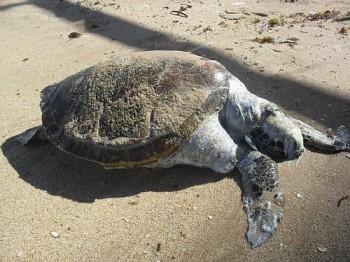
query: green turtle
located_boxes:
[18,51,349,248]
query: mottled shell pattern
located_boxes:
[40,51,232,167]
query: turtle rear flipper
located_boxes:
[291,118,350,151]
[16,126,47,145]
[237,151,284,248]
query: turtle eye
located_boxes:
[276,141,284,150]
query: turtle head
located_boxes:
[247,106,304,160]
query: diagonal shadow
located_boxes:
[0,1,27,11]
[24,0,350,128]
[1,0,349,202]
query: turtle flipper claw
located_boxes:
[238,151,283,248]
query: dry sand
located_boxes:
[1,0,349,261]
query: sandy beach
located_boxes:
[1,0,349,261]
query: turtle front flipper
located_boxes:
[291,118,350,152]
[237,150,284,248]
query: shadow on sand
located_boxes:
[1,135,234,203]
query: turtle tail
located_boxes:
[16,126,47,145]
[16,85,59,146]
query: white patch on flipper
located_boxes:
[261,224,273,233]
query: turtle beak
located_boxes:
[284,138,304,160]
[294,148,304,158]
[291,148,304,159]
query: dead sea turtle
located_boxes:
[18,51,350,248]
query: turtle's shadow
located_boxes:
[2,133,239,203]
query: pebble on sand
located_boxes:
[50,231,60,238]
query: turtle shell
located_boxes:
[40,51,232,168]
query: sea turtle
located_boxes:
[18,51,350,248]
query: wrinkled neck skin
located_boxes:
[224,77,272,141]
[223,76,304,161]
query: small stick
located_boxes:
[337,195,349,207]
[188,41,214,52]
